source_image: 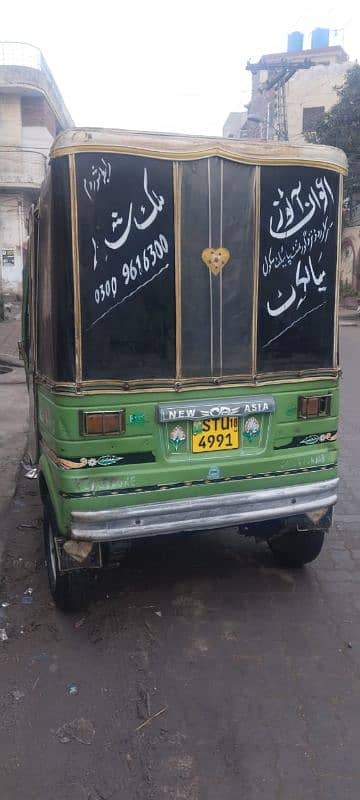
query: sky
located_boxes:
[2,0,360,136]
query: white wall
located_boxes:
[0,99,51,296]
[287,61,350,143]
[21,125,53,154]
[0,94,21,145]
[0,194,30,296]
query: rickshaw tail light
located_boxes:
[298,395,331,419]
[80,411,125,435]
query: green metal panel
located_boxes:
[37,381,339,536]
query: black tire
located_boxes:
[43,500,85,612]
[267,529,325,568]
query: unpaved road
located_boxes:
[1,327,360,800]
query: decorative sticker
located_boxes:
[169,425,187,451]
[301,435,323,446]
[95,455,124,466]
[79,455,124,467]
[319,432,337,443]
[274,431,337,450]
[129,412,146,425]
[300,432,337,446]
[201,247,231,276]
[208,466,220,480]
[243,416,260,441]
[53,454,125,470]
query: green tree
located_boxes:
[306,63,360,193]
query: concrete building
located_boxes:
[284,49,350,145]
[223,31,359,295]
[0,42,73,301]
[223,32,352,143]
[222,111,248,139]
[245,45,350,143]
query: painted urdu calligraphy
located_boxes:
[257,166,339,371]
[83,158,111,201]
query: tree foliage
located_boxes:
[306,63,360,193]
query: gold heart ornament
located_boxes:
[201,247,230,276]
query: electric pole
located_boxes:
[246,57,329,141]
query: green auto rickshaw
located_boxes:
[22,128,345,609]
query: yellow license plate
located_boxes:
[192,417,239,453]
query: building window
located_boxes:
[302,106,325,133]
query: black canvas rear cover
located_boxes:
[258,166,339,372]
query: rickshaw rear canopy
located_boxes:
[36,129,346,389]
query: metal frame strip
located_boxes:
[207,159,214,374]
[50,151,344,394]
[69,153,82,385]
[35,370,340,397]
[252,166,261,379]
[173,161,182,380]
[334,173,344,368]
[50,140,347,176]
[219,158,224,376]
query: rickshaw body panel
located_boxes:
[37,379,339,540]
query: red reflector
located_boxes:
[103,413,122,434]
[85,414,104,434]
[298,395,331,418]
[80,411,125,435]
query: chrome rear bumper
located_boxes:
[70,478,338,542]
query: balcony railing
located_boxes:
[0,41,44,70]
[0,42,74,128]
[0,147,46,189]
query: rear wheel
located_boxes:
[43,500,84,612]
[267,529,325,568]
